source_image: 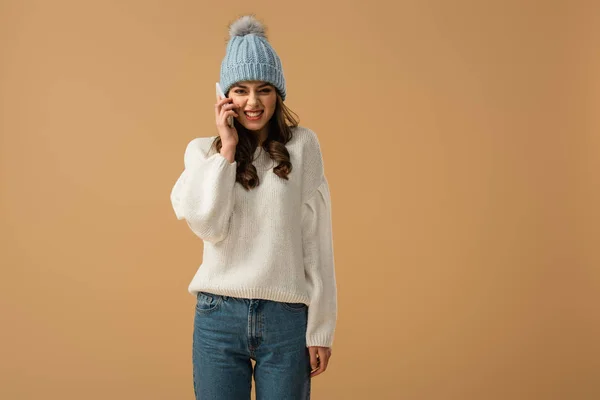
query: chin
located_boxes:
[238,124,261,133]
[238,119,270,132]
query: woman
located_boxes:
[170,15,337,400]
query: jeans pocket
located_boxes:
[280,301,308,312]
[196,292,223,314]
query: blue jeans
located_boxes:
[192,291,312,400]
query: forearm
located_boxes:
[171,138,238,243]
[302,178,338,347]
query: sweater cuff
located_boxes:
[306,333,335,348]
[212,151,237,166]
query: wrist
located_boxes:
[220,144,236,163]
[220,140,237,150]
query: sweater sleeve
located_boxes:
[302,176,338,348]
[170,137,238,244]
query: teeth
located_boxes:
[245,111,263,117]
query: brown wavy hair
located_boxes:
[211,88,300,191]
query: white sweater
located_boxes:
[170,126,337,348]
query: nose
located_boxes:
[247,92,260,107]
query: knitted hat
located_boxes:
[219,15,287,101]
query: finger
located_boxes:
[310,348,331,378]
[217,111,238,128]
[310,360,323,378]
[215,100,232,110]
[214,99,233,115]
[217,97,233,107]
[220,104,237,116]
[216,105,237,120]
[308,347,319,373]
[318,348,329,372]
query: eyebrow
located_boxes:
[233,83,271,89]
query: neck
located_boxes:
[252,126,269,147]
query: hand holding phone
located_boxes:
[216,82,234,128]
[215,82,238,148]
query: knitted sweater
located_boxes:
[170,125,337,348]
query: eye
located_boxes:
[233,89,245,94]
[261,89,272,93]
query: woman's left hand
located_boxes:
[308,346,332,378]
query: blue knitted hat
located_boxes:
[220,15,287,101]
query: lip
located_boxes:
[244,110,263,112]
[244,110,263,121]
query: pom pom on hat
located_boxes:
[229,15,267,39]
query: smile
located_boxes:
[244,110,264,120]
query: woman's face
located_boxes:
[228,80,277,133]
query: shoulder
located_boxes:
[289,126,325,200]
[289,125,324,169]
[290,125,322,154]
[183,136,218,168]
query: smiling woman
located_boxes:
[170,14,337,400]
[214,76,300,191]
[229,81,277,137]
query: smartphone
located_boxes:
[216,82,234,128]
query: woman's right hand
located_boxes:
[215,97,239,147]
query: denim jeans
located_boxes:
[192,291,311,400]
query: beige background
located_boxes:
[1,1,599,399]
